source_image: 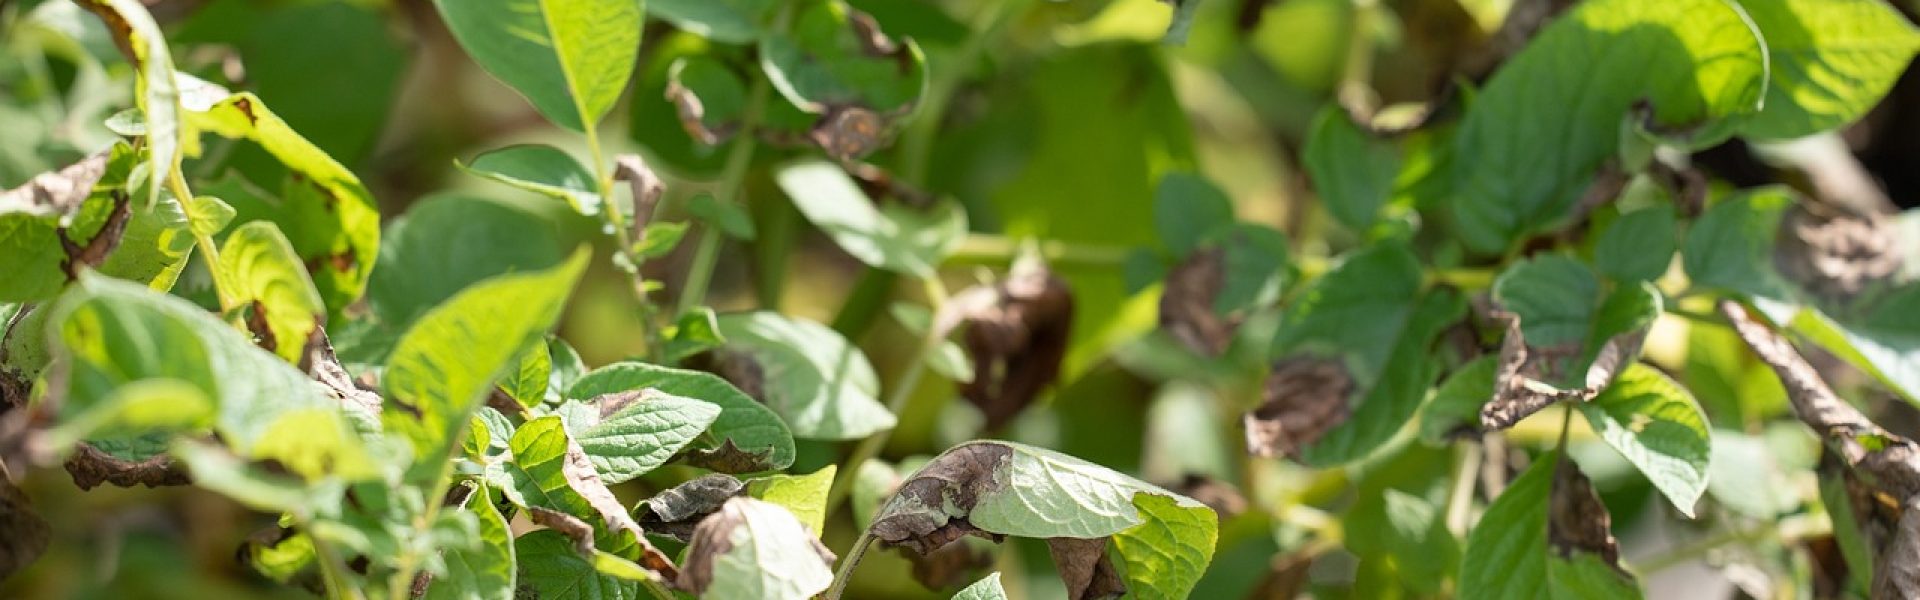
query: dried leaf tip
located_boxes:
[1244,356,1353,459]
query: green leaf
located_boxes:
[1304,106,1402,233]
[433,0,642,131]
[952,573,1007,600]
[680,497,835,600]
[383,250,588,484]
[553,389,722,484]
[1273,242,1464,466]
[501,339,552,410]
[1450,0,1766,252]
[457,145,602,217]
[1819,466,1876,594]
[1736,0,1920,139]
[173,440,336,516]
[1681,187,1802,301]
[872,441,1215,599]
[184,195,235,238]
[663,307,726,364]
[99,195,195,294]
[688,193,756,240]
[1151,173,1235,257]
[493,416,629,528]
[1421,356,1497,444]
[1459,453,1642,599]
[1,144,189,302]
[52,274,372,480]
[1206,224,1291,316]
[745,465,835,533]
[760,1,927,114]
[43,378,212,452]
[1112,492,1219,600]
[1575,364,1712,516]
[428,484,516,600]
[370,194,565,328]
[1594,206,1678,282]
[775,160,966,278]
[566,362,796,472]
[1495,255,1601,348]
[75,0,180,206]
[219,221,325,364]
[631,221,689,259]
[889,303,972,383]
[649,0,776,44]
[186,93,382,313]
[713,311,894,440]
[515,529,636,600]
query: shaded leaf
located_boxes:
[1458,452,1642,599]
[760,2,927,135]
[1150,173,1234,257]
[649,0,776,44]
[1304,106,1403,233]
[710,311,893,440]
[515,529,637,600]
[427,483,515,600]
[370,194,565,328]
[433,0,641,131]
[775,160,966,278]
[457,145,602,217]
[1594,206,1678,282]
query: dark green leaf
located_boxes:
[1304,106,1402,233]
[1594,206,1678,282]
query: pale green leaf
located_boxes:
[434,0,642,131]
[746,465,835,533]
[184,195,235,238]
[458,144,602,216]
[952,573,1006,600]
[76,0,180,206]
[566,362,796,472]
[383,250,588,484]
[220,221,325,363]
[1450,0,1766,252]
[1111,492,1218,600]
[553,389,721,484]
[502,339,553,410]
[173,440,338,517]
[1576,365,1712,516]
[1737,0,1920,139]
[775,160,966,278]
[685,497,834,600]
[714,311,893,440]
[43,377,211,451]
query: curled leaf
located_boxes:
[759,2,927,159]
[0,150,110,219]
[1549,459,1624,573]
[905,539,998,592]
[1046,536,1127,600]
[677,497,836,599]
[63,442,189,490]
[1159,247,1234,356]
[636,473,747,541]
[1243,356,1353,459]
[938,257,1074,431]
[1480,311,1646,430]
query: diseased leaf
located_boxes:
[1421,356,1497,444]
[665,56,749,146]
[636,473,747,540]
[1450,0,1766,252]
[220,221,325,363]
[1244,357,1353,460]
[1,145,188,303]
[1736,0,1920,139]
[457,145,602,216]
[0,472,51,580]
[710,311,894,440]
[552,388,721,484]
[677,497,836,600]
[939,256,1075,430]
[433,0,642,131]
[490,416,679,580]
[566,362,795,472]
[75,0,180,206]
[775,160,966,278]
[515,529,637,600]
[745,465,836,534]
[1575,364,1712,516]
[1459,452,1642,599]
[760,1,927,158]
[383,250,587,484]
[186,93,381,314]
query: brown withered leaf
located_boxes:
[554,434,680,580]
[297,325,381,423]
[904,538,998,591]
[613,155,665,247]
[870,443,1012,554]
[527,506,598,555]
[665,74,737,146]
[0,150,110,218]
[676,497,836,595]
[1245,552,1314,600]
[1159,247,1235,356]
[1173,474,1248,521]
[57,194,130,279]
[1548,459,1623,570]
[1243,356,1353,459]
[698,349,766,401]
[937,256,1074,431]
[64,443,189,490]
[810,105,889,162]
[1874,496,1920,598]
[1046,536,1128,600]
[1774,202,1902,306]
[1480,313,1644,431]
[635,473,747,541]
[677,438,778,474]
[0,470,50,581]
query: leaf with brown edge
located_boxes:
[0,470,50,580]
[1047,536,1128,600]
[1774,202,1902,308]
[868,441,1216,599]
[904,539,997,592]
[1480,302,1652,431]
[1549,458,1624,573]
[759,2,927,160]
[1244,356,1354,459]
[489,416,679,581]
[63,442,189,490]
[678,438,778,473]
[938,255,1074,431]
[0,150,110,218]
[677,497,836,600]
[635,473,747,541]
[1159,247,1234,356]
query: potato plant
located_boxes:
[1,0,1918,598]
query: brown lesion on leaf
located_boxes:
[56,192,132,281]
[844,161,935,209]
[1773,201,1902,308]
[677,438,778,474]
[1046,536,1128,600]
[1,150,111,217]
[635,473,747,541]
[1159,246,1234,357]
[1548,458,1624,572]
[937,257,1074,432]
[526,506,598,556]
[696,349,766,402]
[297,324,382,422]
[245,300,279,355]
[1172,474,1248,522]
[63,443,190,490]
[810,105,889,162]
[870,442,1013,554]
[231,96,258,125]
[676,497,836,595]
[1479,311,1644,431]
[904,538,998,592]
[553,432,681,581]
[1243,356,1354,459]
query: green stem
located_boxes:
[822,532,875,600]
[678,80,770,316]
[824,276,949,513]
[1443,441,1482,538]
[945,233,1130,268]
[305,518,365,600]
[830,269,898,338]
[169,171,238,312]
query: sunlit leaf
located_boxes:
[434,0,642,131]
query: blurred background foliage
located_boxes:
[3,0,1919,597]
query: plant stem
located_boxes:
[678,80,769,316]
[168,170,238,312]
[824,276,949,513]
[1443,442,1483,538]
[822,532,875,600]
[945,233,1130,268]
